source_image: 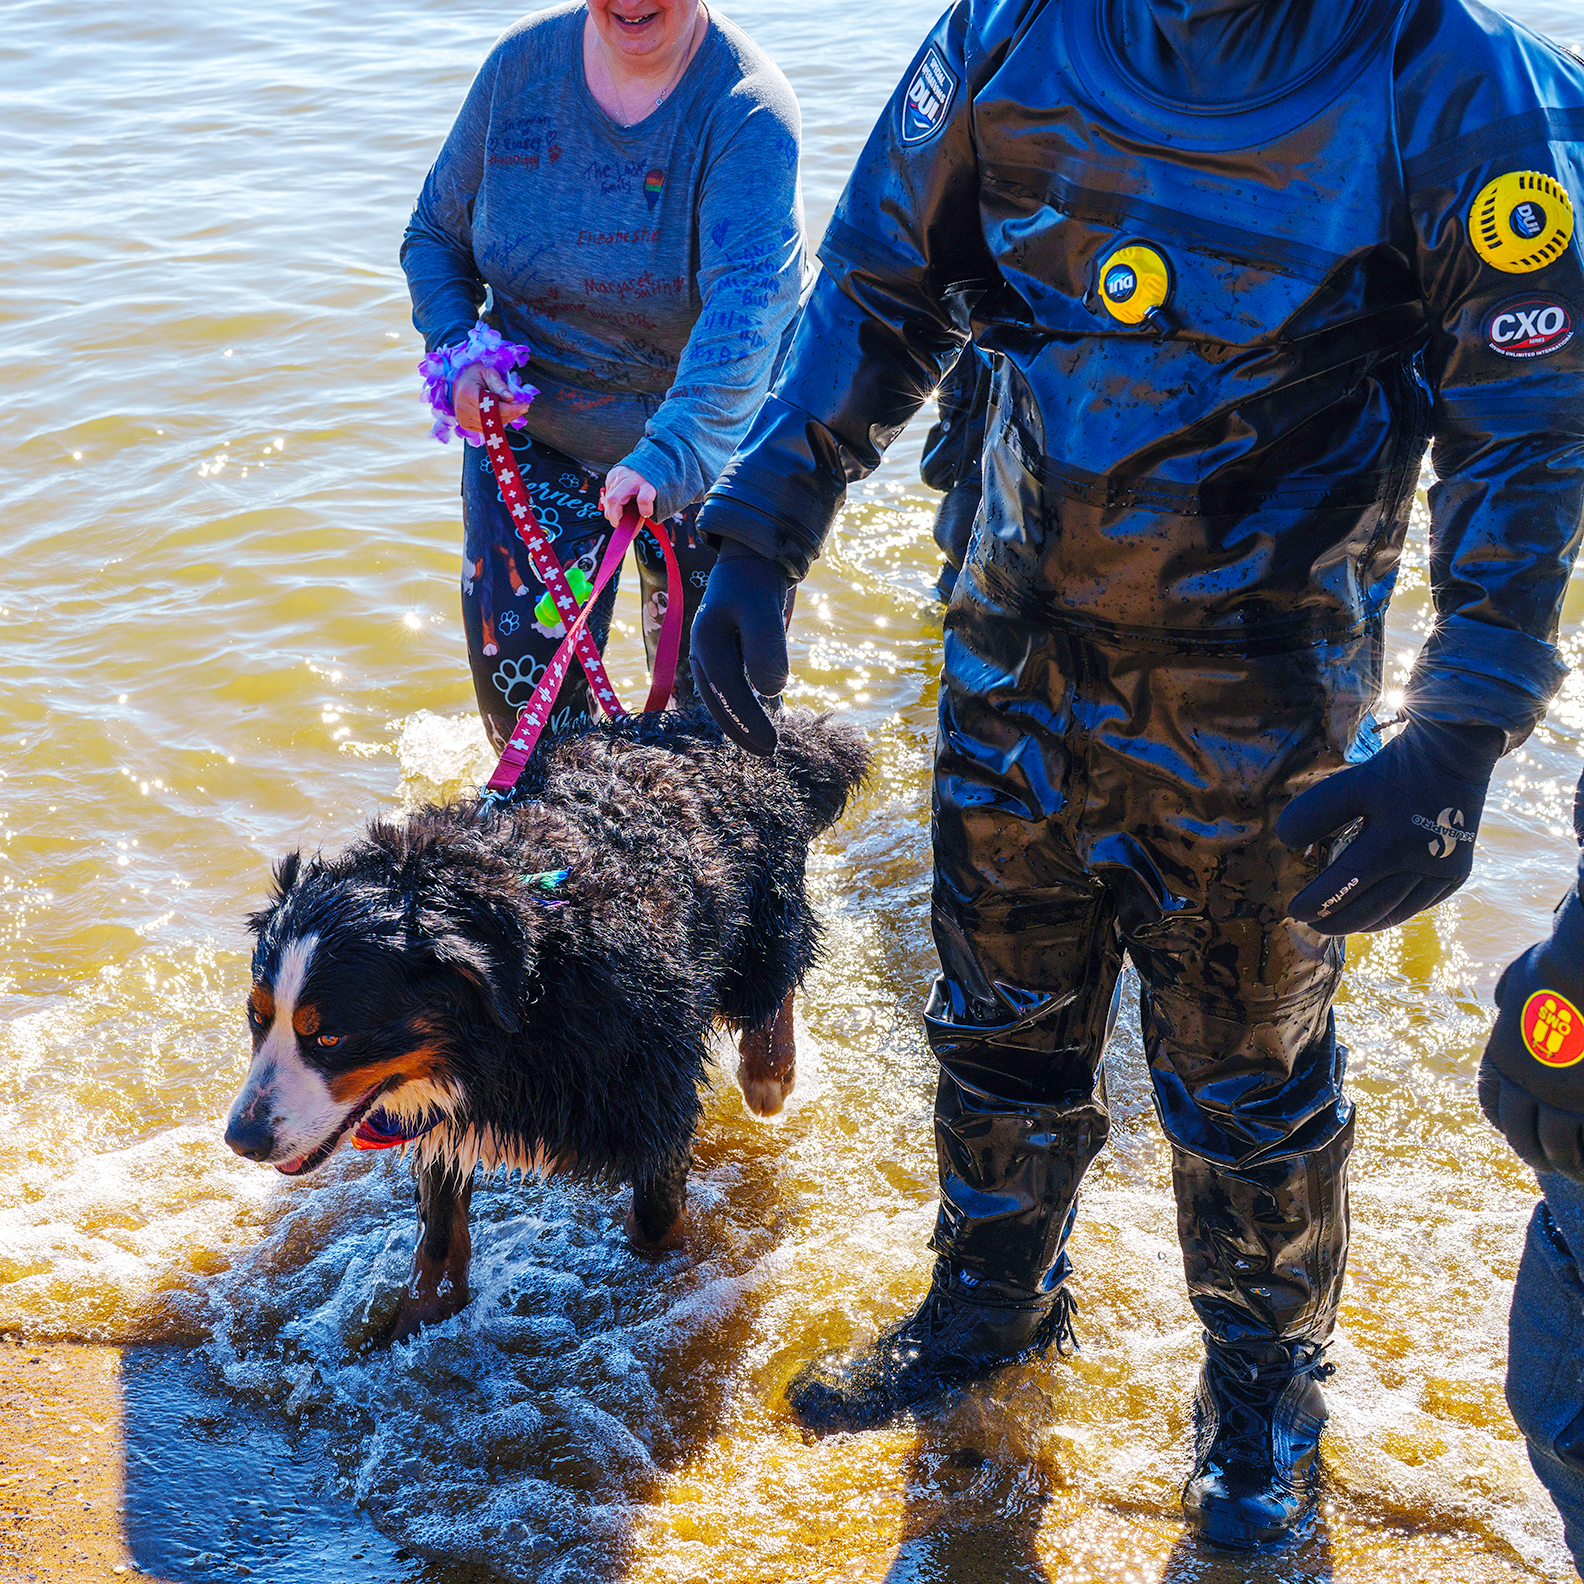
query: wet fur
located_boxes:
[240,709,869,1327]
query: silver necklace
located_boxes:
[599,7,703,125]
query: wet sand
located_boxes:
[1,1342,147,1583]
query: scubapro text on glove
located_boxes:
[1411,809,1476,858]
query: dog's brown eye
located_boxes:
[247,986,274,1029]
[316,1033,342,1048]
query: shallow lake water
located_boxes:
[4,0,1584,1579]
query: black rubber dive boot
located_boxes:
[1182,1335,1334,1549]
[786,1069,1106,1432]
[788,1260,1076,1431]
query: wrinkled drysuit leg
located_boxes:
[1508,1173,1584,1575]
[1132,891,1353,1346]
[927,662,1117,1297]
[928,551,1370,1347]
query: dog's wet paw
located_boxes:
[367,1267,472,1347]
[380,1289,472,1346]
[736,1061,796,1118]
[736,994,797,1118]
[623,1205,685,1253]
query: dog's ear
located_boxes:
[427,928,523,1033]
[273,851,303,899]
[246,851,303,939]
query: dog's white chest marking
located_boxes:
[416,1126,564,1180]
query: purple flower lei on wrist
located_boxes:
[419,320,540,446]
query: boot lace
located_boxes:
[1033,1287,1080,1359]
[1204,1335,1335,1386]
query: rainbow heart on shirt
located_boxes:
[644,169,665,210]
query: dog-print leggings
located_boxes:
[460,430,721,753]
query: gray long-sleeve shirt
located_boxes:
[402,2,808,521]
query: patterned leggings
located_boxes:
[459,430,718,751]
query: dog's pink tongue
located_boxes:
[274,1152,308,1176]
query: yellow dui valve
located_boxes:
[1470,171,1575,274]
[1097,240,1174,328]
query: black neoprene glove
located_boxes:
[1277,720,1503,934]
[689,539,790,757]
[1478,884,1584,1182]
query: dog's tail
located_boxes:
[772,711,872,832]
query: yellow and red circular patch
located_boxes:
[1522,989,1584,1067]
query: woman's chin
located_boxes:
[605,31,664,59]
[601,14,675,57]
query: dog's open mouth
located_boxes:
[274,1082,388,1177]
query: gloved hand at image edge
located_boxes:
[689,538,791,756]
[1478,882,1584,1182]
[1277,719,1504,934]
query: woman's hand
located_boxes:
[602,465,658,527]
[452,361,533,439]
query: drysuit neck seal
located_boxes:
[1060,0,1397,149]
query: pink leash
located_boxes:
[476,393,684,797]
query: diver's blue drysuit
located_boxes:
[693,0,1584,1530]
[1480,765,1584,1574]
[920,346,995,600]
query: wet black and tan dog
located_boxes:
[223,709,868,1341]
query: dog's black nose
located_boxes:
[224,1110,276,1162]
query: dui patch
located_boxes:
[1097,241,1173,327]
[1522,989,1584,1068]
[902,46,957,145]
[1470,170,1575,274]
[1483,294,1575,358]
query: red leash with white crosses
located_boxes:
[475,393,683,798]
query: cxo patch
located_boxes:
[1469,170,1575,274]
[1483,295,1575,358]
[902,46,957,145]
[1522,989,1584,1068]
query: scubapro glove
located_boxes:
[1277,720,1503,934]
[689,539,790,757]
[1478,887,1584,1183]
